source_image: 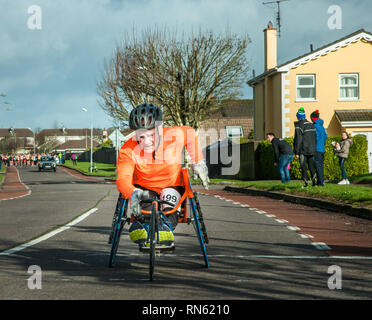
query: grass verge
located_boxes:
[193,178,372,208]
[62,160,116,178]
[0,166,5,184]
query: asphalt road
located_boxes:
[0,166,371,301]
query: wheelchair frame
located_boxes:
[108,168,210,280]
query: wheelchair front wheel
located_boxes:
[108,198,127,268]
[149,203,158,281]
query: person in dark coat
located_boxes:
[293,107,317,187]
[266,133,294,183]
[310,110,328,186]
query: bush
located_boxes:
[256,140,279,179]
[257,135,369,181]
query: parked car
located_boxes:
[38,156,57,172]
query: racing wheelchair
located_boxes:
[108,168,209,281]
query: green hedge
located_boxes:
[257,135,369,181]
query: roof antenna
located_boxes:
[263,0,290,38]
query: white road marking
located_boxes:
[0,208,98,256]
[300,234,314,239]
[265,214,276,218]
[275,219,288,224]
[255,210,265,214]
[287,226,301,231]
[312,242,332,250]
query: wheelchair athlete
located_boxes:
[116,103,210,249]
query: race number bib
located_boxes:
[160,188,181,213]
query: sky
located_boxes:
[0,0,371,131]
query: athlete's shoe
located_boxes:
[129,221,147,245]
[158,222,174,246]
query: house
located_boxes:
[106,127,135,149]
[247,26,372,171]
[54,138,100,153]
[0,128,35,153]
[198,99,253,149]
[37,127,103,152]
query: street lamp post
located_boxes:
[81,107,93,173]
[27,127,36,154]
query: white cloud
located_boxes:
[0,0,371,130]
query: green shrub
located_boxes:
[256,140,279,179]
[257,135,368,181]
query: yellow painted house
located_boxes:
[247,26,372,171]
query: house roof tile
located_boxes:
[335,109,372,122]
[55,138,99,150]
[0,128,34,137]
[38,128,102,137]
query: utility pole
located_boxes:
[263,0,290,38]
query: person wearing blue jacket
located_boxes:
[310,110,327,186]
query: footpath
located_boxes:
[0,166,30,201]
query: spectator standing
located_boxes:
[0,154,2,170]
[266,133,294,183]
[293,107,317,187]
[72,153,77,166]
[310,110,328,186]
[334,131,353,185]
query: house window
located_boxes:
[296,74,316,101]
[226,126,243,138]
[339,73,359,100]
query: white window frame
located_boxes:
[296,74,316,101]
[226,126,243,138]
[339,73,359,101]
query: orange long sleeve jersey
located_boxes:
[116,126,204,198]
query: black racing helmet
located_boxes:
[129,103,163,130]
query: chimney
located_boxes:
[264,21,277,71]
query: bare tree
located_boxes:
[97,26,251,129]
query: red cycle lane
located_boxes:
[0,166,30,201]
[196,188,372,257]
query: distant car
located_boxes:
[38,156,57,172]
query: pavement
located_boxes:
[0,166,31,201]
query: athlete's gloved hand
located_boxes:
[192,160,210,190]
[130,189,150,218]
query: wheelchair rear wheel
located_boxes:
[108,197,127,268]
[193,192,209,244]
[189,194,209,268]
